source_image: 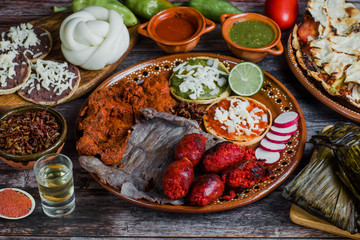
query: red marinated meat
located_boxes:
[297,13,319,43]
[162,158,194,199]
[221,160,265,189]
[189,174,225,206]
[199,142,246,173]
[174,133,207,166]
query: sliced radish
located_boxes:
[255,148,281,165]
[270,124,298,136]
[266,132,292,144]
[273,111,299,128]
[260,138,286,152]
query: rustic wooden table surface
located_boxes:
[0,0,356,239]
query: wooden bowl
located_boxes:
[0,105,67,169]
[138,6,215,54]
[220,13,283,62]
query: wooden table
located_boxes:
[0,0,354,239]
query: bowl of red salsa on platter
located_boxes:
[138,6,215,54]
[220,12,283,62]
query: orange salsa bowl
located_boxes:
[138,6,215,54]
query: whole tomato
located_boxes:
[264,0,299,30]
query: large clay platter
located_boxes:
[0,12,138,113]
[285,31,360,122]
[78,52,307,213]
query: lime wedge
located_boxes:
[228,62,264,96]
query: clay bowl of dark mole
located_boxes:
[0,105,67,169]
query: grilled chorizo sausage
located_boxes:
[221,160,264,189]
[199,142,244,173]
[162,158,194,199]
[174,133,207,166]
[189,174,225,206]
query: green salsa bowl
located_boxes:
[220,12,283,62]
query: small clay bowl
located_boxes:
[0,188,35,220]
[138,6,215,54]
[220,13,283,62]
[0,105,67,169]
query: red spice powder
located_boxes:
[0,189,32,218]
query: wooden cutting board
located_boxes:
[0,12,139,113]
[289,125,360,239]
[290,205,360,239]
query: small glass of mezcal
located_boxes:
[34,153,75,217]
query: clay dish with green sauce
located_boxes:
[220,12,283,62]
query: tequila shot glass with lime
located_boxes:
[34,153,75,217]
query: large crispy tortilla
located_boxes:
[291,0,360,109]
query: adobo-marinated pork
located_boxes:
[77,75,177,165]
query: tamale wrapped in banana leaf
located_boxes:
[312,122,360,201]
[283,122,360,234]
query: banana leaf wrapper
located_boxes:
[283,122,360,234]
[312,122,360,201]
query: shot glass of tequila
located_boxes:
[34,153,75,217]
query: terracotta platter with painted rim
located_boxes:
[285,32,360,122]
[76,52,307,213]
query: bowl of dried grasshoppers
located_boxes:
[0,105,67,169]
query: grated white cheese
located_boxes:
[32,52,43,59]
[0,51,19,88]
[174,58,228,100]
[22,59,77,96]
[214,98,266,136]
[0,23,40,52]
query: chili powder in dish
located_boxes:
[229,21,274,48]
[0,188,34,219]
[0,110,61,155]
[155,16,197,42]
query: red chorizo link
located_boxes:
[199,142,244,173]
[221,159,264,189]
[162,158,194,199]
[189,174,225,206]
[174,133,207,167]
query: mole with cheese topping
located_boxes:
[169,57,231,104]
[18,59,80,106]
[0,50,31,95]
[0,23,52,63]
[203,96,272,146]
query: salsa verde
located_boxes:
[229,21,274,48]
[169,58,229,100]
